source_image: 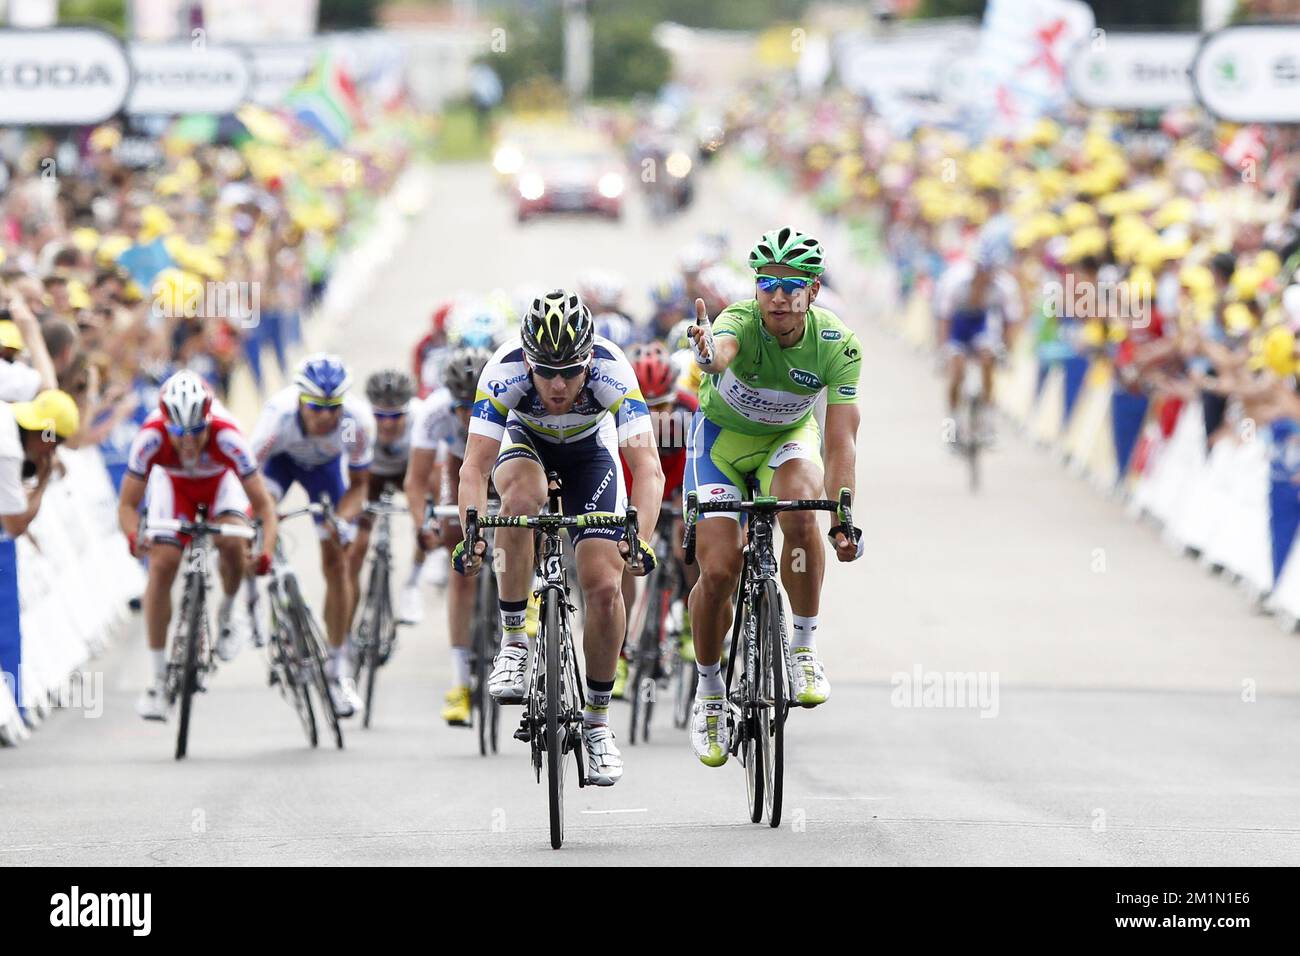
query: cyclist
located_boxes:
[251,353,376,718]
[684,227,864,767]
[404,345,490,726]
[634,277,690,346]
[454,290,664,786]
[413,302,454,398]
[933,239,1022,443]
[618,343,700,680]
[118,370,278,721]
[348,369,422,626]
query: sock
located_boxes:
[405,560,422,587]
[218,593,234,625]
[451,646,471,688]
[499,598,528,649]
[332,645,354,681]
[791,615,819,652]
[584,677,614,727]
[150,649,167,682]
[696,659,724,698]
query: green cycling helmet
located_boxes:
[748,227,825,276]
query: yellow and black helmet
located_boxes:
[520,289,594,365]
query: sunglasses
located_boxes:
[755,274,814,295]
[531,360,588,381]
[301,397,344,412]
[166,421,208,437]
[373,408,406,420]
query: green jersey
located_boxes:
[698,300,862,436]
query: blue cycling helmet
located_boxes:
[649,277,686,312]
[295,353,352,401]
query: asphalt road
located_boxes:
[3,160,1300,865]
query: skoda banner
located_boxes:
[1192,24,1300,123]
[127,43,252,115]
[1067,33,1199,109]
[0,27,132,125]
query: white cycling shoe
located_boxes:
[216,605,248,663]
[136,679,168,722]
[488,644,528,703]
[583,724,623,786]
[421,548,450,588]
[691,694,729,767]
[397,583,423,625]
[789,648,830,707]
[329,676,362,718]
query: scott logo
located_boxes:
[788,368,823,390]
[820,329,842,341]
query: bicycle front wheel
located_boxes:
[361,561,390,729]
[475,566,501,756]
[544,591,566,849]
[175,572,205,761]
[741,594,765,823]
[629,564,665,745]
[287,576,344,751]
[758,579,788,828]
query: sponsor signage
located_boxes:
[127,43,252,115]
[0,27,132,125]
[1192,24,1300,122]
[1067,32,1199,109]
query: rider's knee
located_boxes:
[320,545,345,576]
[149,545,182,579]
[778,508,819,542]
[499,482,545,517]
[583,574,621,615]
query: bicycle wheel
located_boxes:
[175,571,205,761]
[362,561,389,729]
[965,397,981,493]
[758,579,788,828]
[475,566,501,756]
[740,594,765,823]
[287,576,344,750]
[629,566,666,745]
[269,598,317,749]
[543,590,566,849]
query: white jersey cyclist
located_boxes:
[412,386,470,462]
[252,386,376,472]
[469,335,651,448]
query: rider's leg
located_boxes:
[689,516,743,681]
[575,539,627,714]
[143,543,183,665]
[979,347,996,404]
[320,534,350,652]
[346,517,372,626]
[491,454,547,644]
[770,457,825,623]
[948,349,965,415]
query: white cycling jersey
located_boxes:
[412,387,469,461]
[251,386,376,470]
[469,335,652,445]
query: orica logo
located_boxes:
[788,368,823,390]
[595,372,628,394]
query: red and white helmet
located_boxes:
[159,370,213,432]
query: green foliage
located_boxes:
[58,0,126,33]
[591,14,671,99]
[318,0,378,29]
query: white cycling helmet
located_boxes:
[577,270,625,313]
[158,370,213,432]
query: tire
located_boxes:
[476,566,501,756]
[629,566,666,745]
[288,576,344,751]
[278,616,318,748]
[741,596,764,824]
[362,562,389,729]
[174,571,205,761]
[759,580,787,828]
[544,591,565,849]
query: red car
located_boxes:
[516,149,625,222]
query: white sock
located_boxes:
[499,598,528,649]
[451,647,471,687]
[150,649,167,682]
[332,646,354,681]
[791,615,819,652]
[218,593,234,624]
[405,561,422,587]
[696,659,724,698]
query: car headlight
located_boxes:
[665,151,692,179]
[494,145,524,176]
[519,174,546,201]
[597,172,624,199]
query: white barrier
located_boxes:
[11,447,143,735]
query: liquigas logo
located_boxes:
[788,368,823,390]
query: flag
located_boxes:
[286,53,364,149]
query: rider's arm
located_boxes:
[822,402,860,505]
[241,471,278,558]
[620,431,664,542]
[338,468,368,524]
[458,433,499,529]
[117,471,147,541]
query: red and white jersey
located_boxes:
[126,407,258,482]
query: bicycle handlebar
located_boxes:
[682,488,855,566]
[145,518,257,541]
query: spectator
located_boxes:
[0,389,80,538]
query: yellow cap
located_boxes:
[1254,324,1297,376]
[11,389,80,438]
[1225,302,1255,335]
[0,320,24,351]
[67,280,91,311]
